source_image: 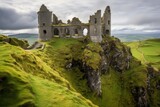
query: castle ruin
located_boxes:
[38,4,111,42]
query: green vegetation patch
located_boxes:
[2,35,160,107]
[126,39,160,70]
[82,43,102,70]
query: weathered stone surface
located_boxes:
[101,37,132,72]
[69,36,133,97]
[83,64,102,96]
[131,87,148,107]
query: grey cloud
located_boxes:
[109,0,160,33]
[131,15,160,26]
[0,0,160,33]
[113,28,136,31]
[46,0,108,22]
[0,7,37,30]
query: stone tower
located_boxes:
[37,4,52,41]
[89,10,102,42]
[102,6,111,36]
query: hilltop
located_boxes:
[0,35,160,107]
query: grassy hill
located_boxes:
[32,37,160,107]
[0,35,160,107]
[125,39,160,70]
[0,35,97,107]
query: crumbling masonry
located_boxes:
[38,4,111,42]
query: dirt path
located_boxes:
[136,41,147,64]
[25,42,45,50]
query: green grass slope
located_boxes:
[126,39,160,70]
[1,36,160,107]
[0,42,97,107]
[33,37,156,107]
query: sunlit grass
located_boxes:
[125,39,160,70]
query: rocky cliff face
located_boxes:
[71,36,133,96]
[101,37,132,72]
[0,35,29,48]
[70,36,160,107]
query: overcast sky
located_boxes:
[0,0,160,34]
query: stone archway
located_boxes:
[54,28,59,35]
[74,29,78,36]
[83,28,88,36]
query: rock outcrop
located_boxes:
[71,36,133,96]
[0,35,29,48]
[101,37,132,72]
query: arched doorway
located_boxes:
[54,28,59,35]
[83,28,88,36]
[75,29,78,36]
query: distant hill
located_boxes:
[4,33,160,45]
[113,33,160,42]
[8,33,38,45]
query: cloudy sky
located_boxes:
[0,0,160,34]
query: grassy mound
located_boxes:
[0,42,97,107]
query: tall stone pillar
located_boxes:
[37,4,52,41]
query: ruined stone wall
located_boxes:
[89,10,102,42]
[52,25,89,37]
[52,14,58,25]
[38,4,111,42]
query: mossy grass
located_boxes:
[1,35,160,107]
[82,42,102,70]
[0,41,97,107]
[33,36,153,107]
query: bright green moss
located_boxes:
[86,42,102,53]
[82,43,102,70]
